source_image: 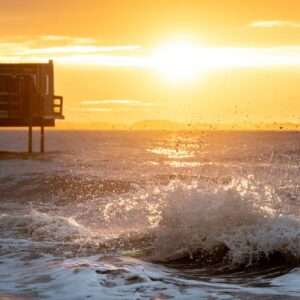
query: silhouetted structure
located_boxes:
[0,60,63,152]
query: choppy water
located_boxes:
[0,130,300,299]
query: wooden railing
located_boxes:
[53,95,63,116]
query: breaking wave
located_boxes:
[0,210,87,242]
[1,175,300,269]
[152,177,300,267]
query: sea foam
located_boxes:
[152,177,300,266]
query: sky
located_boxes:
[1,0,300,125]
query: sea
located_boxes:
[0,129,299,300]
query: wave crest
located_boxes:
[0,210,87,242]
[152,178,300,267]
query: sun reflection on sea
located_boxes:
[147,147,195,159]
[166,161,202,168]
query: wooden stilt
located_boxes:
[28,125,32,153]
[40,124,45,153]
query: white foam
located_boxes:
[153,177,300,266]
[0,210,87,242]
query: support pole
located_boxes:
[40,124,45,153]
[28,125,32,153]
[26,75,33,153]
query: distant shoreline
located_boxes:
[1,127,299,132]
[0,119,299,131]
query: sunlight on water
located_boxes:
[147,147,195,158]
[166,161,203,168]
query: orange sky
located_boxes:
[1,0,300,125]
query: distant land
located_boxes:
[55,120,300,131]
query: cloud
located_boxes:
[50,54,146,66]
[201,47,300,67]
[71,107,112,112]
[23,45,142,55]
[251,20,300,28]
[81,100,140,105]
[0,35,143,66]
[71,100,157,113]
[80,100,155,107]
[71,107,131,112]
[39,35,96,44]
[1,35,300,68]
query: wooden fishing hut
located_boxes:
[0,60,64,152]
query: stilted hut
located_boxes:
[0,60,64,152]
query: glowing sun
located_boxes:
[152,41,204,81]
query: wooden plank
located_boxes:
[0,118,55,126]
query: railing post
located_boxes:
[28,124,32,153]
[40,123,45,153]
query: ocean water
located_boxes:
[0,129,300,299]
